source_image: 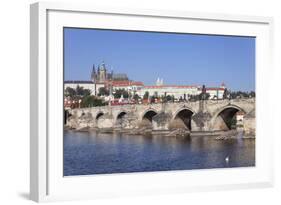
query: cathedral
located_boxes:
[91,62,129,84]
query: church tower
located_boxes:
[98,62,107,83]
[156,77,164,86]
[91,64,97,83]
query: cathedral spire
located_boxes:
[92,64,96,73]
[99,61,106,71]
[91,64,96,82]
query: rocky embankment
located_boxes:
[65,123,191,138]
[167,129,190,138]
[215,130,255,140]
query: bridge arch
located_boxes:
[211,104,246,131]
[116,111,127,120]
[115,111,128,127]
[142,109,158,122]
[172,107,195,130]
[95,112,104,120]
[64,110,71,124]
[139,109,158,128]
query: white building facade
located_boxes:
[111,81,144,92]
[136,83,226,100]
[205,87,225,99]
[137,85,199,99]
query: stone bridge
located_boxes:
[66,98,255,134]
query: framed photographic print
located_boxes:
[30,2,274,202]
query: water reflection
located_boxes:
[64,131,255,176]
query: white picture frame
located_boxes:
[30,2,274,202]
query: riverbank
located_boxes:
[65,125,190,138]
[64,125,255,140]
[214,130,255,140]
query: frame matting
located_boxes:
[30,2,274,202]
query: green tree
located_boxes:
[133,93,140,101]
[82,89,91,97]
[73,85,91,97]
[65,87,76,97]
[150,96,156,103]
[249,91,255,98]
[229,91,253,99]
[65,86,91,98]
[143,91,149,100]
[113,89,129,99]
[98,87,109,96]
[81,95,107,107]
[81,95,94,107]
[123,90,129,98]
[75,85,84,96]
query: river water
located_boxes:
[64,130,255,176]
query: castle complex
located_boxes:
[64,62,226,100]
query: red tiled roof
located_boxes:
[143,85,198,89]
[205,88,225,91]
[131,81,144,86]
[110,81,144,86]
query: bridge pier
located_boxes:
[191,111,212,131]
[115,112,139,130]
[152,112,172,131]
[96,113,114,129]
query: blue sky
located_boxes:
[64,28,255,91]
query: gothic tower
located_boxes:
[91,64,97,83]
[98,62,107,83]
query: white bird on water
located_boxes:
[225,156,229,163]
